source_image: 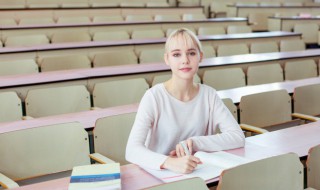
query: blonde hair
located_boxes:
[165,28,202,53]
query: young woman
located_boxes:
[126,28,245,174]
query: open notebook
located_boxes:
[144,151,250,183]
[68,163,121,190]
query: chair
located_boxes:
[282,2,303,6]
[178,0,200,7]
[89,0,119,7]
[61,0,89,8]
[250,41,279,54]
[40,54,92,72]
[154,14,181,21]
[259,2,281,6]
[92,15,124,23]
[92,78,149,108]
[51,31,91,43]
[0,122,90,188]
[280,39,306,52]
[182,13,206,21]
[307,144,320,190]
[0,0,25,8]
[0,59,38,76]
[148,177,208,190]
[19,17,55,25]
[93,50,137,67]
[139,48,165,63]
[217,43,249,57]
[216,153,303,190]
[91,112,136,165]
[247,63,283,85]
[202,45,216,58]
[209,2,228,18]
[131,29,165,40]
[56,16,91,24]
[293,84,320,120]
[93,31,130,41]
[120,2,145,7]
[284,59,317,81]
[0,18,17,27]
[222,98,238,121]
[125,15,153,22]
[294,23,318,44]
[152,74,201,86]
[26,0,59,8]
[203,68,246,90]
[235,2,258,6]
[146,2,169,7]
[227,25,252,34]
[198,26,226,36]
[25,85,91,118]
[5,34,49,47]
[0,92,23,123]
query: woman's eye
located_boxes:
[173,53,180,57]
[189,52,196,56]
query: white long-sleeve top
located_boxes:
[126,83,245,170]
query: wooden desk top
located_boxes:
[269,16,320,20]
[228,5,320,8]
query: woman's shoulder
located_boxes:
[199,83,217,95]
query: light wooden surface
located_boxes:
[268,16,320,32]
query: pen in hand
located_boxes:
[180,141,191,156]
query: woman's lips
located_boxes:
[179,68,192,72]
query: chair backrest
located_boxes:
[0,91,23,123]
[250,41,279,54]
[198,26,226,36]
[92,15,124,23]
[93,78,149,108]
[227,25,252,34]
[307,144,320,190]
[93,31,130,41]
[284,59,317,81]
[202,45,216,58]
[217,43,249,57]
[131,29,164,40]
[222,98,237,121]
[152,73,201,86]
[56,16,91,24]
[139,48,165,63]
[217,153,303,190]
[146,2,169,7]
[280,39,306,52]
[40,54,91,72]
[247,63,283,85]
[240,89,291,128]
[93,50,137,67]
[0,18,17,27]
[148,177,208,190]
[182,13,206,21]
[0,59,38,76]
[0,0,25,8]
[203,68,246,90]
[259,2,281,6]
[26,0,60,8]
[19,17,55,26]
[51,31,91,43]
[294,23,318,44]
[293,83,320,116]
[90,0,119,7]
[154,14,181,21]
[0,122,90,181]
[5,34,49,47]
[25,85,91,118]
[125,15,153,22]
[93,112,136,165]
[120,2,145,7]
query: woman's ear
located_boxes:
[199,51,203,62]
[164,53,169,66]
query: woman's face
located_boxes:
[164,35,203,81]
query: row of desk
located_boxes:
[11,120,320,190]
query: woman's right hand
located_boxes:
[161,155,201,174]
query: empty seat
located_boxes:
[307,144,320,190]
[40,54,91,72]
[146,2,169,7]
[247,63,283,85]
[51,31,91,43]
[282,2,303,6]
[149,177,207,190]
[182,13,206,21]
[0,92,23,123]
[120,2,145,7]
[259,2,281,6]
[250,41,278,54]
[152,74,201,86]
[61,0,89,8]
[217,153,303,190]
[93,50,137,67]
[93,31,130,41]
[293,84,320,117]
[0,59,38,76]
[284,59,317,81]
[89,0,119,7]
[131,29,165,40]
[235,2,258,6]
[203,68,246,90]
[222,98,238,121]
[0,122,90,188]
[56,16,91,24]
[202,45,216,58]
[294,23,318,44]
[178,0,200,6]
[139,48,165,63]
[154,14,181,21]
[217,43,249,57]
[92,113,136,165]
[25,85,91,118]
[0,18,17,27]
[125,15,153,22]
[227,25,252,34]
[5,34,49,47]
[93,78,149,108]
[19,17,55,25]
[92,15,124,23]
[198,26,226,36]
[280,39,306,52]
[26,0,59,8]
[0,0,25,8]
